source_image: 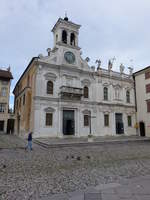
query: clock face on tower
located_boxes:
[64,51,75,64]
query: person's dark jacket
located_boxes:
[28,133,32,141]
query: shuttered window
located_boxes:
[46,113,53,126]
[145,71,150,79]
[146,84,150,93]
[147,100,150,112]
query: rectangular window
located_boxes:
[16,100,18,109]
[146,84,150,93]
[46,113,53,126]
[19,97,22,108]
[104,114,109,127]
[145,71,150,79]
[23,94,25,105]
[0,104,5,113]
[84,115,89,126]
[1,88,7,97]
[147,100,150,112]
[2,81,8,85]
[128,116,132,127]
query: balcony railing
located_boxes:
[60,86,83,100]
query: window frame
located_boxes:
[23,94,25,105]
[84,115,89,126]
[146,84,150,93]
[104,114,109,127]
[83,86,89,98]
[147,100,150,112]
[145,71,150,79]
[47,81,53,95]
[127,115,132,127]
[126,90,130,103]
[0,104,5,113]
[45,113,53,126]
[104,87,108,101]
[1,87,7,97]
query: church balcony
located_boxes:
[59,86,83,100]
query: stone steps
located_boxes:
[33,137,150,149]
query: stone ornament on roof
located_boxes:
[95,59,101,70]
[85,57,90,62]
[108,57,116,71]
[120,63,125,74]
[128,67,133,75]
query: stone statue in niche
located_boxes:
[120,64,125,74]
[115,87,120,100]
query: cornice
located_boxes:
[34,96,135,109]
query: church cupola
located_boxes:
[64,15,69,21]
[51,16,81,49]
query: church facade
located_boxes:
[13,17,136,138]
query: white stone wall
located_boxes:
[31,17,137,138]
[33,63,136,138]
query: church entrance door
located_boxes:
[115,113,124,134]
[63,110,75,135]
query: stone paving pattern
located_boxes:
[1,135,150,199]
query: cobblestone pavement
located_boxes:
[0,134,26,149]
[1,135,150,199]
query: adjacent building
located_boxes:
[13,17,136,138]
[134,66,150,137]
[0,68,13,133]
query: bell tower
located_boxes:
[51,16,81,49]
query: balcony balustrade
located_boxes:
[60,86,83,100]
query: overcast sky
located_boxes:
[0,0,150,108]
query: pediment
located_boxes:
[81,79,91,86]
[44,107,55,113]
[44,73,57,81]
[103,82,110,87]
[113,83,122,89]
[82,109,91,115]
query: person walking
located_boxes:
[25,132,33,151]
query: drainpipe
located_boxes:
[133,74,138,136]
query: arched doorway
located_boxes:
[139,121,145,136]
